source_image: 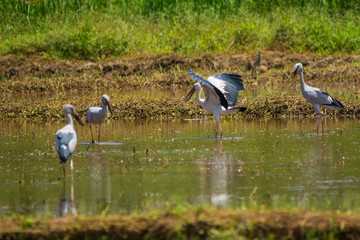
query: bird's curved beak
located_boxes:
[72,110,84,126]
[184,86,196,102]
[106,100,114,115]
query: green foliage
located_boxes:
[22,218,34,229]
[0,0,360,59]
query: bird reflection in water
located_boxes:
[315,136,324,162]
[209,139,230,206]
[195,139,231,207]
[57,171,77,217]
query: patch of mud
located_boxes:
[1,209,360,239]
[1,52,359,81]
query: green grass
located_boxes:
[1,0,360,60]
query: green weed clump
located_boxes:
[0,0,360,59]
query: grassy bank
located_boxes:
[1,1,360,60]
[1,52,359,120]
[1,95,356,120]
[2,208,360,239]
[1,52,359,93]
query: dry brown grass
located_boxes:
[1,52,359,91]
[1,52,359,120]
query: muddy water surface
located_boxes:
[1,118,360,216]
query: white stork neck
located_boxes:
[196,86,205,106]
[299,70,306,86]
[65,113,74,126]
[102,102,108,113]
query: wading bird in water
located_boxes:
[185,70,246,138]
[86,94,114,144]
[292,63,345,134]
[56,104,84,177]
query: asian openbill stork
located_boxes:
[184,70,246,138]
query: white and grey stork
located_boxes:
[292,63,345,134]
[56,104,84,177]
[184,70,246,138]
[86,94,114,144]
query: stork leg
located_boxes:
[215,121,219,138]
[320,113,324,135]
[219,122,223,138]
[70,158,74,175]
[214,121,223,138]
[98,124,102,145]
[62,163,66,179]
[89,124,95,144]
[70,158,74,208]
[70,158,77,215]
[316,113,319,135]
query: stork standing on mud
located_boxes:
[56,104,84,177]
[184,70,246,138]
[292,63,345,134]
[86,94,114,144]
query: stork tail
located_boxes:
[224,107,247,115]
[234,107,247,112]
[322,97,345,111]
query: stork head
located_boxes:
[101,94,114,115]
[184,83,201,102]
[292,63,303,77]
[63,104,84,126]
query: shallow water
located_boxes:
[1,118,360,216]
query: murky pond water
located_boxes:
[1,118,360,216]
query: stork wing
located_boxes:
[207,73,245,107]
[187,70,228,109]
[304,85,345,110]
[198,83,226,109]
[56,128,76,163]
[315,89,345,110]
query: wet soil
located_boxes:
[1,52,359,82]
[1,209,360,239]
[0,52,359,119]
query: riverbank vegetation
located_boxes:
[1,1,360,120]
[2,208,360,239]
[1,2,360,239]
[1,0,360,60]
[1,52,359,120]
